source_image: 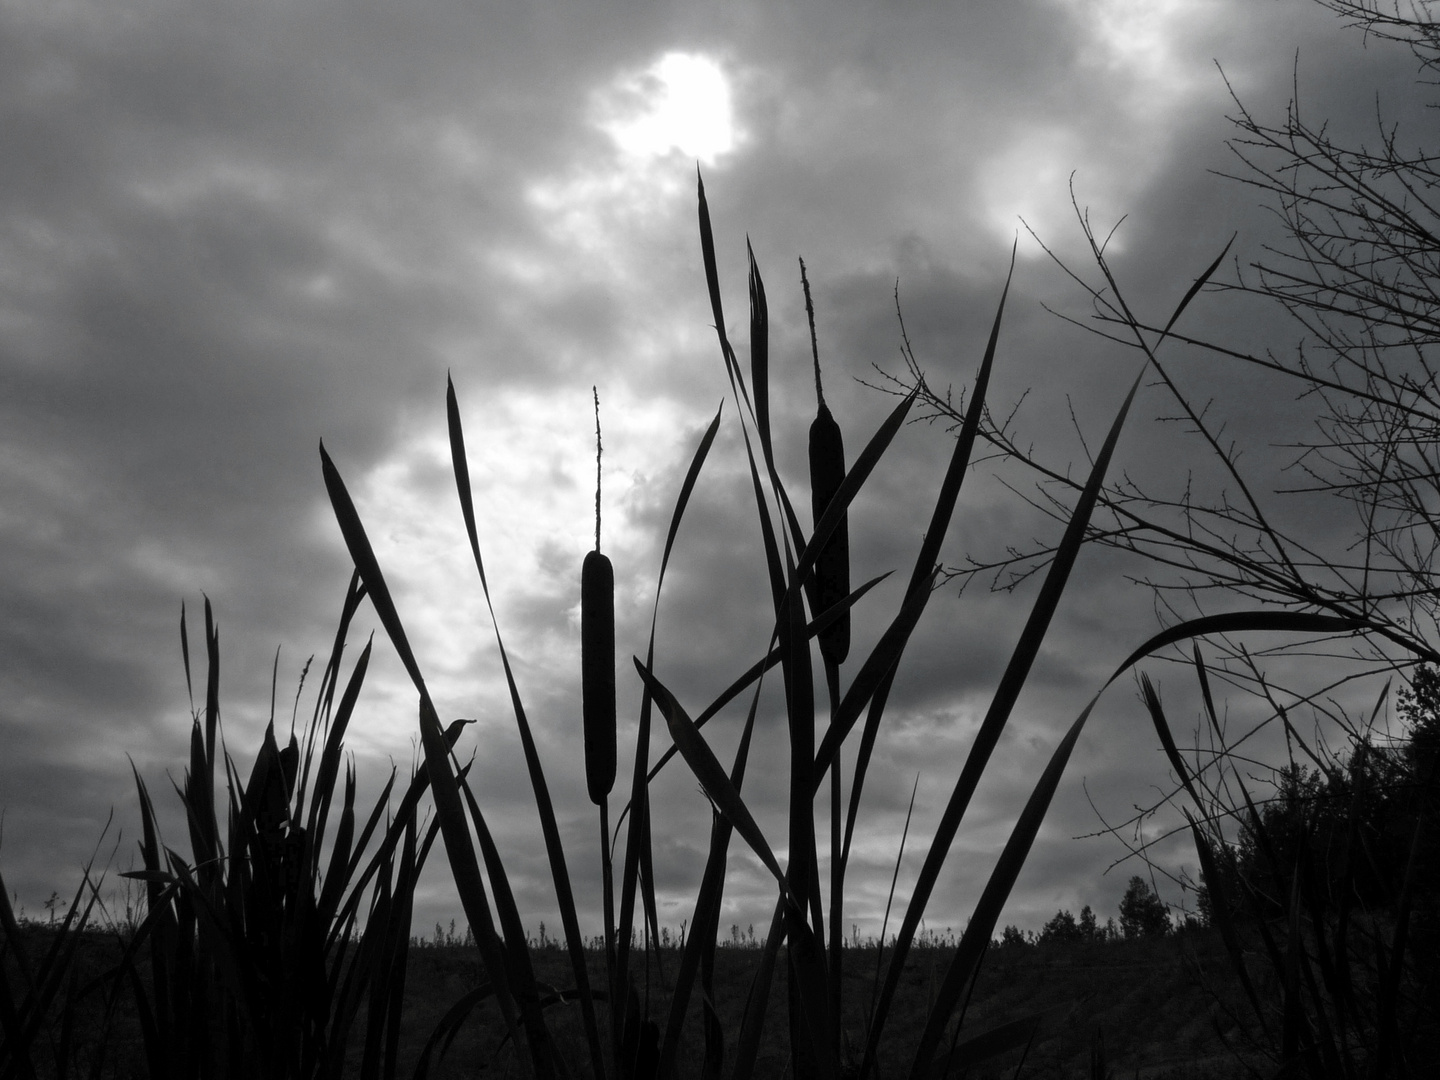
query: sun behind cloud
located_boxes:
[594,51,740,165]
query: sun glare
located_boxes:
[595,51,738,165]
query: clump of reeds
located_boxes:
[1,585,479,1079]
[312,173,1346,1079]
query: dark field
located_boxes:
[5,921,1273,1079]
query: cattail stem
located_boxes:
[593,386,602,553]
[800,257,824,409]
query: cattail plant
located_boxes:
[801,253,853,1057]
[583,387,625,1073]
[103,588,476,1079]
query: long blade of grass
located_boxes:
[420,701,545,1078]
[730,893,787,1080]
[905,690,1103,1076]
[446,376,607,1079]
[617,402,724,1053]
[813,248,1014,782]
[448,741,562,1079]
[1159,235,1234,342]
[628,571,889,805]
[813,570,936,786]
[869,774,919,1029]
[1140,672,1206,812]
[656,668,762,1080]
[1112,612,1363,677]
[748,240,772,474]
[861,358,1146,1078]
[320,440,536,1076]
[777,532,835,1078]
[905,617,1360,1075]
[634,658,788,891]
[308,636,373,879]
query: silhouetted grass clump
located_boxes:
[0,176,1374,1079]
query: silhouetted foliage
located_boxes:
[1119,877,1171,939]
[1038,908,1084,946]
[997,924,1029,949]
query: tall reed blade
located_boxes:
[616,402,723,1056]
[446,376,608,1080]
[862,357,1147,1077]
[320,440,536,1074]
[633,659,788,893]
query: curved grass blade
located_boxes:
[447,375,607,1080]
[633,658,787,892]
[1112,611,1363,677]
[321,440,536,1075]
[860,357,1146,1078]
[730,894,787,1080]
[749,240,772,474]
[629,572,889,806]
[656,669,762,1080]
[903,615,1364,1076]
[617,402,724,1049]
[905,691,1104,1076]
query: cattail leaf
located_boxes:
[656,684,758,1080]
[697,170,728,359]
[731,894,788,1080]
[616,404,721,1033]
[319,443,426,690]
[863,353,1144,1078]
[1112,611,1363,675]
[1160,234,1234,341]
[618,570,889,833]
[907,691,1103,1075]
[307,636,372,859]
[633,658,788,892]
[1139,673,1204,811]
[446,375,608,1079]
[748,240,773,472]
[813,569,937,786]
[899,610,1367,1074]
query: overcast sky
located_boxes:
[1,0,1428,943]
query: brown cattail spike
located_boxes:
[582,548,616,804]
[801,259,850,666]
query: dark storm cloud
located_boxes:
[0,0,1424,939]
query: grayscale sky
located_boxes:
[0,0,1425,941]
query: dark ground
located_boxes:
[0,922,1340,1079]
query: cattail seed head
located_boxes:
[582,548,616,804]
[810,402,850,665]
[801,258,850,667]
